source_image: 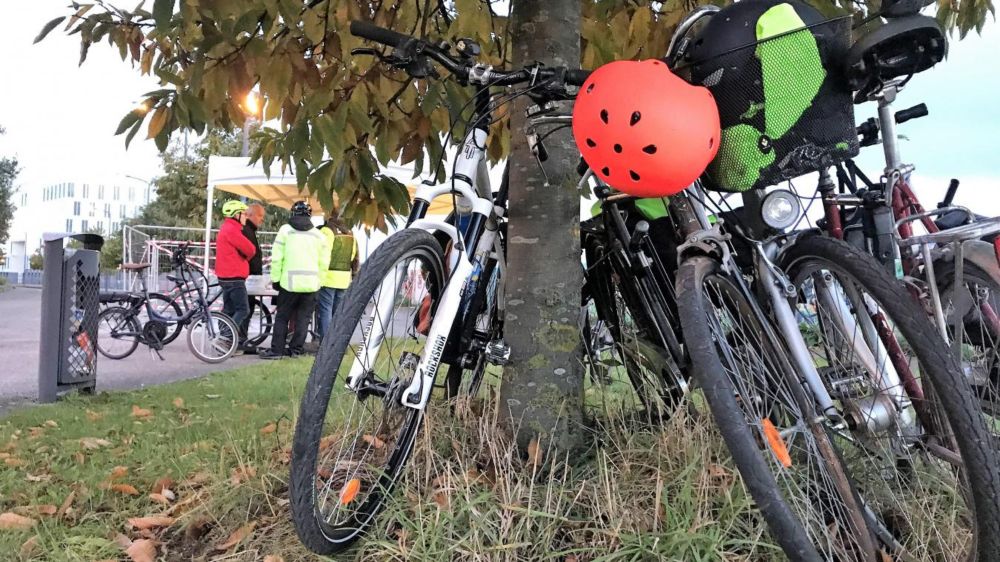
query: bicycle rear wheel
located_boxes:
[244,297,274,348]
[138,293,183,345]
[291,229,446,555]
[186,311,239,363]
[96,306,140,360]
[780,234,1000,561]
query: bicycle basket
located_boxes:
[680,0,858,193]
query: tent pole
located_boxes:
[204,184,213,274]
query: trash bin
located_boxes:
[38,232,104,403]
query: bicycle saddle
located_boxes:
[845,14,947,100]
[166,273,184,284]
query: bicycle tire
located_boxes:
[186,311,239,364]
[96,306,141,360]
[244,296,274,348]
[780,234,1000,561]
[676,255,827,562]
[291,229,446,555]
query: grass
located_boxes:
[0,358,782,561]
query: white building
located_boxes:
[3,178,150,275]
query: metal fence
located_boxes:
[0,271,18,284]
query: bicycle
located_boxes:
[154,274,275,349]
[653,4,1000,560]
[288,21,589,554]
[96,244,240,363]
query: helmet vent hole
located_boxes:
[630,112,641,126]
[709,137,715,149]
[642,144,657,155]
[586,138,597,148]
[613,144,623,153]
[600,109,609,124]
[629,170,641,182]
[586,83,595,93]
[601,167,610,176]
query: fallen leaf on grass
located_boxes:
[111,484,140,496]
[57,490,76,518]
[125,538,158,562]
[26,472,52,483]
[526,438,543,468]
[150,477,174,494]
[0,512,37,530]
[28,427,45,438]
[362,434,386,449]
[230,465,257,486]
[14,505,57,517]
[19,535,40,557]
[433,490,450,509]
[214,521,256,551]
[5,457,26,467]
[264,555,285,562]
[128,516,175,530]
[205,394,221,399]
[85,410,104,421]
[79,437,112,450]
[110,466,129,480]
[131,405,154,419]
[318,434,339,451]
[172,397,184,408]
[73,452,85,464]
[113,533,133,548]
[259,423,277,435]
[184,516,212,541]
[148,493,169,505]
[43,420,58,428]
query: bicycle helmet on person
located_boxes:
[222,200,248,218]
[291,200,312,216]
[572,59,720,198]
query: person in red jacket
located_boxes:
[215,200,257,348]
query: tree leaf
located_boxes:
[125,538,157,562]
[214,521,256,551]
[0,512,37,530]
[111,484,140,495]
[125,119,143,148]
[35,16,67,44]
[128,516,175,530]
[153,0,175,32]
[146,107,168,140]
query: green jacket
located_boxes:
[319,226,357,289]
[270,217,330,293]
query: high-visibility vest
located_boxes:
[270,224,329,293]
[320,227,357,289]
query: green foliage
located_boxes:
[29,248,43,270]
[0,126,19,265]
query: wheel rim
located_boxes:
[313,248,442,541]
[97,309,138,358]
[188,313,237,360]
[698,271,876,560]
[790,258,977,561]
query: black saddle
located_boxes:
[99,291,145,306]
[846,14,947,100]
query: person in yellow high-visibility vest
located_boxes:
[315,209,359,341]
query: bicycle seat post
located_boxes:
[875,81,902,174]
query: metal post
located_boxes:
[38,238,64,403]
[205,183,214,273]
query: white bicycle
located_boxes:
[288,21,589,554]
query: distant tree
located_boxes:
[28,248,43,271]
[0,125,19,265]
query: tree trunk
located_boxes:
[501,0,586,454]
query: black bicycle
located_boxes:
[97,245,240,363]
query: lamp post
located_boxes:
[124,175,153,206]
[242,91,263,157]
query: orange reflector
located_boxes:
[762,419,792,468]
[340,479,361,505]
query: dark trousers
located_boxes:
[242,295,256,340]
[219,279,249,340]
[271,289,316,355]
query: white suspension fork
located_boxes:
[345,261,409,391]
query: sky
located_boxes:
[0,2,998,214]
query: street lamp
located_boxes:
[125,175,153,206]
[242,91,264,157]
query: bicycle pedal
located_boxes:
[485,341,511,366]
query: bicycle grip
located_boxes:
[940,178,960,208]
[894,103,928,124]
[349,20,412,49]
[565,68,592,86]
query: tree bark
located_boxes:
[500,0,586,454]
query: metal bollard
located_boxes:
[38,233,104,403]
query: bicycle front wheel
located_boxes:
[186,311,239,363]
[780,234,1000,561]
[290,229,446,555]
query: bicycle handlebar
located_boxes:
[349,20,589,91]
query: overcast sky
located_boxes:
[0,2,997,213]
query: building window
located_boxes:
[104,203,111,218]
[129,186,135,202]
[98,185,104,199]
[82,184,89,198]
[96,221,103,233]
[81,219,88,231]
[114,186,120,200]
[69,183,75,197]
[89,202,96,217]
[66,219,73,232]
[120,204,126,218]
[73,201,80,216]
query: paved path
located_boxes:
[0,287,260,412]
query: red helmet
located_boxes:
[572,59,721,198]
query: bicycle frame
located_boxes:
[345,89,506,410]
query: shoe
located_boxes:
[239,344,258,355]
[288,348,305,357]
[258,350,284,360]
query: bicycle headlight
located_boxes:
[761,189,801,230]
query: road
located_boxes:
[0,287,261,412]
